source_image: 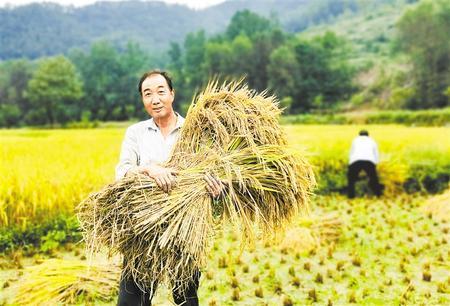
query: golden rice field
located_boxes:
[1,125,449,227]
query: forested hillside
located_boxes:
[1,0,410,60]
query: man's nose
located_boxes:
[151,94,161,104]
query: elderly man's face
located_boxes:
[141,74,175,120]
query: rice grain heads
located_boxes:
[77,80,315,290]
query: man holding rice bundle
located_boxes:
[116,70,223,306]
[78,70,314,306]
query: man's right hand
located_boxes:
[127,164,177,193]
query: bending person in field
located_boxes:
[347,130,382,199]
[115,70,224,306]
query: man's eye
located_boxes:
[158,91,166,95]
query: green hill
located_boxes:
[0,0,415,60]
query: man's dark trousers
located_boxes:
[347,160,382,198]
[117,269,201,306]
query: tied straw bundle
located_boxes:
[77,80,315,291]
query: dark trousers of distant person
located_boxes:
[117,269,201,306]
[347,160,382,199]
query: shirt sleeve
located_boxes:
[115,126,139,180]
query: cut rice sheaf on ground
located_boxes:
[11,259,120,305]
[77,80,315,291]
[422,187,450,221]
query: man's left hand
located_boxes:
[204,173,226,199]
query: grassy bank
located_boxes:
[282,108,450,127]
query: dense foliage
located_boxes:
[396,0,450,109]
[282,108,450,126]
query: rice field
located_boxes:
[0,124,449,305]
[1,124,448,227]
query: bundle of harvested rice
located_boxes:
[12,259,120,305]
[422,188,450,221]
[280,227,319,252]
[279,212,342,252]
[78,81,315,290]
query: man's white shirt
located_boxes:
[349,136,379,165]
[115,115,185,180]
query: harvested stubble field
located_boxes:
[1,194,449,305]
[0,125,449,304]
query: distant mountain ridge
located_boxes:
[0,0,403,60]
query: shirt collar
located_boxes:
[146,112,185,132]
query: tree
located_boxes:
[268,32,354,113]
[117,42,151,120]
[0,59,34,126]
[25,55,83,125]
[396,0,450,108]
[70,41,150,121]
[69,41,121,120]
[226,10,273,40]
[268,45,299,101]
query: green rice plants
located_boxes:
[315,272,324,284]
[422,270,432,282]
[351,254,362,267]
[242,264,249,273]
[291,277,301,287]
[252,275,259,283]
[234,257,242,265]
[437,281,448,294]
[231,288,240,301]
[227,268,236,277]
[303,261,311,271]
[308,288,318,302]
[255,286,264,298]
[327,269,333,279]
[336,261,345,271]
[283,295,294,306]
[218,256,228,269]
[319,256,325,265]
[230,277,239,288]
[348,291,357,303]
[327,245,334,259]
[273,279,283,295]
[399,262,407,273]
[288,266,295,277]
[208,299,217,306]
